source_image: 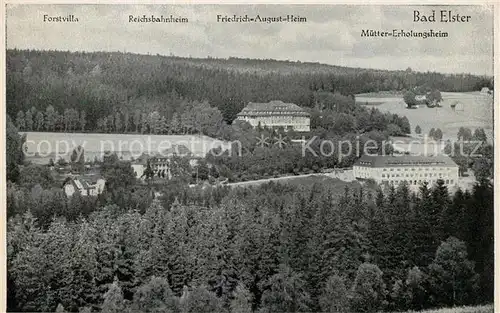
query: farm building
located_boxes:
[63,176,106,197]
[481,87,491,94]
[236,100,310,132]
[415,95,427,102]
[353,154,459,187]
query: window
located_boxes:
[446,179,449,184]
[382,174,385,178]
[450,180,454,184]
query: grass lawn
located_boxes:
[356,92,493,142]
[399,304,493,313]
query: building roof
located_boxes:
[354,154,458,168]
[63,176,104,190]
[237,100,310,117]
[132,144,192,165]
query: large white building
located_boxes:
[236,100,310,132]
[353,155,459,187]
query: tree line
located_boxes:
[11,87,411,148]
[13,99,224,138]
[443,127,492,178]
[7,49,493,126]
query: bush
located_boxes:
[350,263,387,312]
[319,274,349,312]
[180,285,222,313]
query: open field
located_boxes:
[224,169,355,188]
[356,91,404,98]
[397,304,493,313]
[357,92,493,142]
[20,132,231,164]
[356,91,404,104]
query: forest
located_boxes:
[5,111,494,313]
[6,174,494,313]
[7,49,493,130]
[5,49,494,313]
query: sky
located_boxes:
[6,4,494,75]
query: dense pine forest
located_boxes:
[7,177,494,313]
[7,49,493,130]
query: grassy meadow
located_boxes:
[356,92,493,142]
[399,304,493,313]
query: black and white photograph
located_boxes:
[3,3,496,313]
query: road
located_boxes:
[189,170,355,189]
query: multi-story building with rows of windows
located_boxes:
[353,155,459,187]
[236,100,310,132]
[131,144,193,179]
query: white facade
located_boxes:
[133,157,173,179]
[132,164,145,179]
[236,100,311,132]
[353,164,459,187]
[237,114,310,132]
[64,184,76,197]
[94,179,106,195]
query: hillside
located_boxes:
[7,49,493,128]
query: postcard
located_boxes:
[3,3,496,313]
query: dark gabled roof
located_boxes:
[354,154,458,168]
[237,100,310,117]
[62,176,104,190]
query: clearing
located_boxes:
[356,92,493,142]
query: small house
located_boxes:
[63,176,106,197]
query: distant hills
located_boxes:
[7,49,493,126]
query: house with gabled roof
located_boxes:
[62,176,106,197]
